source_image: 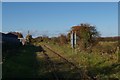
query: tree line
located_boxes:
[6,23,119,52]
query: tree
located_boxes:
[34,36,43,42]
[51,37,59,44]
[69,23,100,50]
[26,34,32,43]
[8,32,23,38]
[18,33,23,38]
[59,34,67,45]
[42,35,49,42]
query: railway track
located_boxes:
[42,51,59,80]
[39,44,91,80]
[44,45,81,69]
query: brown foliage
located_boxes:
[68,23,100,50]
[59,34,68,45]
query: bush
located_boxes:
[92,42,118,54]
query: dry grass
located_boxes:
[40,41,120,79]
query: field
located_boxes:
[2,41,120,79]
[38,41,120,79]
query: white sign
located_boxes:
[71,31,76,48]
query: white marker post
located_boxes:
[71,31,74,48]
[74,31,77,54]
[71,31,76,48]
[71,31,77,53]
[74,31,76,46]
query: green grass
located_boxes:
[38,41,120,79]
[3,42,120,79]
[38,44,83,79]
[2,45,40,78]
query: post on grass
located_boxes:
[71,31,77,54]
[74,31,77,54]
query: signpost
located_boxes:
[71,31,77,54]
[71,31,73,48]
[71,31,76,49]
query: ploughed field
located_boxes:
[2,41,120,80]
